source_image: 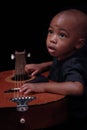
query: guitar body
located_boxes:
[0,70,68,130]
[0,52,68,129]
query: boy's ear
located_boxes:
[75,39,85,49]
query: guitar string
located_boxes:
[14,51,26,98]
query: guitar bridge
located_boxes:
[10,96,36,112]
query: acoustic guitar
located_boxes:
[0,51,68,130]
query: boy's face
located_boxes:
[46,14,81,60]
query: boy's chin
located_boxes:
[49,52,57,57]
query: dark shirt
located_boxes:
[48,44,87,128]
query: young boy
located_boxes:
[20,9,87,129]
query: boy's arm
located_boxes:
[25,61,53,76]
[20,81,84,96]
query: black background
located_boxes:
[1,0,87,71]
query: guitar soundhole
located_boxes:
[11,74,30,81]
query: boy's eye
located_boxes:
[59,33,66,38]
[48,29,53,34]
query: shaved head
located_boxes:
[53,9,87,39]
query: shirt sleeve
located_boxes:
[63,57,85,85]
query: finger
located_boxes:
[31,70,38,76]
[24,89,32,95]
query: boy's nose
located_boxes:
[50,35,57,44]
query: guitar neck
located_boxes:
[15,51,26,75]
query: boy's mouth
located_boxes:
[48,46,56,53]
